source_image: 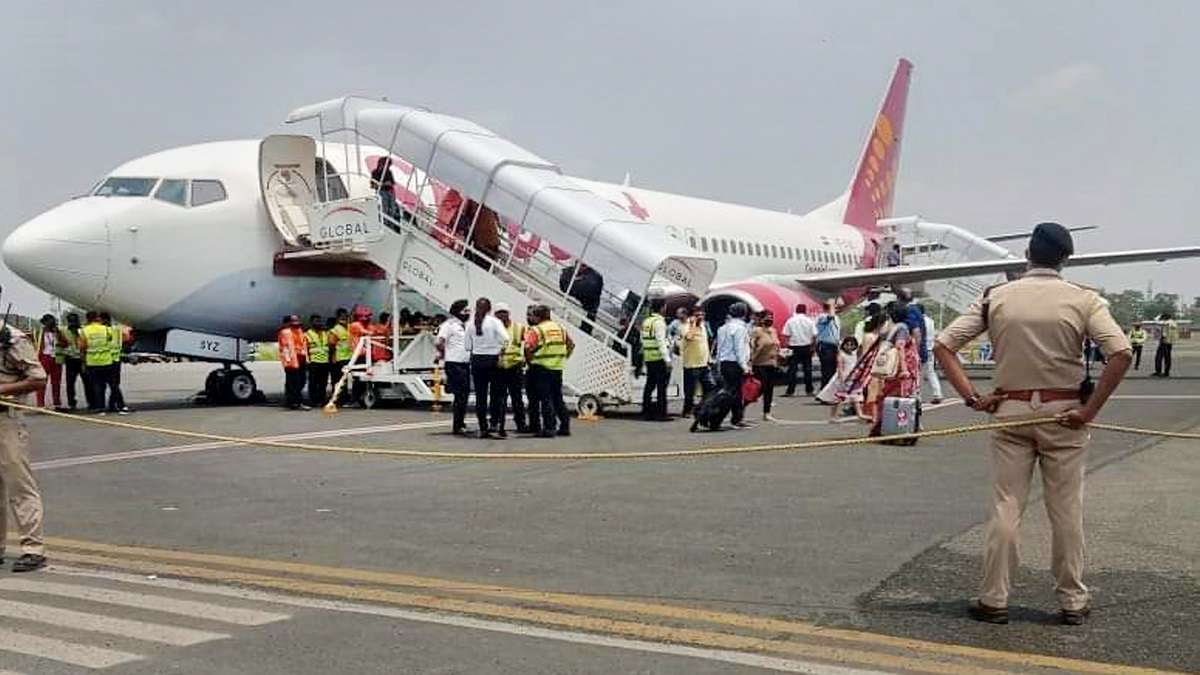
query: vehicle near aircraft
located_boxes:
[5,59,1199,404]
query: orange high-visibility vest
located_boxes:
[277,327,305,370]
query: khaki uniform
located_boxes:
[0,328,47,557]
[937,268,1130,611]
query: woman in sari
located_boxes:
[869,303,920,435]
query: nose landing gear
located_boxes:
[201,364,263,405]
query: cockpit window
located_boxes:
[154,179,188,206]
[191,180,227,206]
[94,177,158,197]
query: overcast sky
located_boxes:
[2,1,1198,315]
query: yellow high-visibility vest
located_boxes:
[330,324,353,362]
[641,314,665,362]
[530,321,568,370]
[82,323,113,367]
[499,322,526,369]
[305,329,330,364]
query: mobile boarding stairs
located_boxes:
[271,97,717,414]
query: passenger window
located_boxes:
[770,244,777,258]
[720,239,728,254]
[154,179,188,206]
[700,237,708,253]
[689,236,697,249]
[191,180,227,206]
[738,241,746,255]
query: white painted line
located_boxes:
[0,628,142,669]
[0,598,228,646]
[34,420,448,470]
[53,566,881,675]
[3,579,290,626]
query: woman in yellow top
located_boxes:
[750,311,782,422]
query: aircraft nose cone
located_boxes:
[3,200,111,307]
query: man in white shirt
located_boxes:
[916,304,943,403]
[435,299,472,435]
[781,303,816,397]
[715,302,753,428]
[464,298,511,438]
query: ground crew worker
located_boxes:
[934,222,1131,627]
[348,305,375,404]
[34,314,66,410]
[524,306,543,434]
[1128,322,1146,370]
[1152,313,1178,377]
[327,308,353,402]
[79,312,112,414]
[61,312,88,411]
[305,314,330,406]
[278,315,309,410]
[640,299,671,420]
[493,303,528,435]
[102,313,131,415]
[0,319,49,572]
[525,304,574,437]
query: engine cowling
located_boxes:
[700,281,824,324]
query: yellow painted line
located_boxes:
[51,550,1008,675]
[45,537,1177,675]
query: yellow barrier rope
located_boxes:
[4,400,1196,461]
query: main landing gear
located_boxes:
[200,363,263,405]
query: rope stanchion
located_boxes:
[5,399,1197,461]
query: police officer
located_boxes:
[934,222,1131,626]
[305,314,330,406]
[0,318,49,571]
[525,305,574,438]
[640,299,671,420]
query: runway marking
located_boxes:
[0,629,142,669]
[2,578,290,626]
[49,551,1010,675]
[33,420,449,470]
[53,565,883,675]
[0,598,229,646]
[46,538,1171,675]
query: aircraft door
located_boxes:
[259,135,317,246]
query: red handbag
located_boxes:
[741,375,762,403]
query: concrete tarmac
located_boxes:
[6,347,1198,673]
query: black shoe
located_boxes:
[12,554,46,573]
[537,430,556,438]
[781,393,795,398]
[514,425,529,434]
[496,429,508,438]
[968,600,1009,624]
[556,428,571,437]
[452,427,470,437]
[478,430,495,440]
[1061,607,1090,626]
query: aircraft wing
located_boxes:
[792,246,1200,293]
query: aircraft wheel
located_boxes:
[225,371,257,404]
[576,393,602,417]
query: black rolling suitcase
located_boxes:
[690,388,733,432]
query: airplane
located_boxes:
[5,58,1199,404]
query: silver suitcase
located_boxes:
[879,396,921,445]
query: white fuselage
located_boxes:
[3,139,871,343]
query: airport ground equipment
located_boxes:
[274,97,716,414]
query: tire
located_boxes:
[225,371,257,404]
[361,383,378,410]
[576,393,602,417]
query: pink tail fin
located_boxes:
[842,58,913,234]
